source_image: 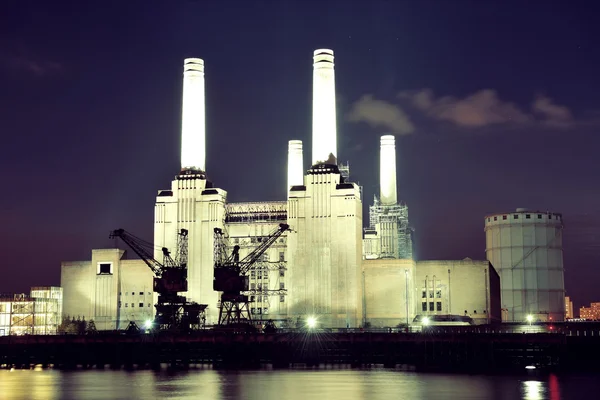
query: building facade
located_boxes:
[0,287,62,336]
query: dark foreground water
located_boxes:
[1,367,598,399]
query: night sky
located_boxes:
[1,1,599,309]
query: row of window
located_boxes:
[251,308,270,314]
[119,292,152,296]
[250,295,286,303]
[488,214,559,222]
[422,290,442,299]
[250,283,285,290]
[119,302,152,308]
[250,270,286,278]
[422,302,443,312]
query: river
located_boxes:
[1,367,598,399]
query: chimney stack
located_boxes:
[180,58,206,173]
[288,140,304,191]
[380,135,397,205]
[312,49,337,166]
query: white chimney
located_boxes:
[380,135,397,205]
[312,49,337,166]
[288,140,304,191]
[180,58,206,172]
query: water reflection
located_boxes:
[0,368,592,400]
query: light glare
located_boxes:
[306,316,317,329]
[422,316,430,326]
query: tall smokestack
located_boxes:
[288,140,304,190]
[380,135,397,205]
[312,49,337,166]
[180,58,206,173]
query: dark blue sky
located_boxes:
[1,1,599,309]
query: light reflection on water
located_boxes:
[0,368,596,400]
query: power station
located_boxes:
[57,49,567,332]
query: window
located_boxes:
[279,269,285,277]
[429,302,434,311]
[279,252,285,262]
[250,296,255,302]
[257,296,262,302]
[436,302,442,311]
[251,271,256,278]
[258,283,262,290]
[280,282,285,289]
[119,292,122,296]
[436,290,441,298]
[125,303,128,307]
[251,308,256,314]
[421,291,426,299]
[251,283,256,290]
[148,304,151,308]
[263,308,269,315]
[97,262,113,275]
[514,215,519,219]
[280,295,285,302]
[538,214,542,219]
[502,215,507,220]
[487,218,490,222]
[429,291,434,298]
[139,292,143,295]
[549,215,552,219]
[131,292,134,295]
[131,303,134,307]
[118,301,122,308]
[139,303,144,308]
[526,214,531,219]
[494,216,497,221]
[422,303,427,311]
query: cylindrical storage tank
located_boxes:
[484,209,565,322]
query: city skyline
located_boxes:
[1,0,599,309]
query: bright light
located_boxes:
[422,316,430,326]
[144,319,153,329]
[380,135,397,205]
[306,316,317,329]
[181,58,206,172]
[526,315,534,323]
[312,49,337,165]
[525,365,536,370]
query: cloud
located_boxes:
[347,94,415,134]
[0,47,62,77]
[532,95,572,124]
[399,89,534,127]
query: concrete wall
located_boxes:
[61,249,154,331]
[287,166,363,328]
[415,259,501,325]
[362,259,416,327]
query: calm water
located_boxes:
[1,368,598,399]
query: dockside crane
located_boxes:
[213,223,291,326]
[109,228,207,332]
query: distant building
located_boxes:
[61,249,154,331]
[580,302,600,321]
[0,287,62,336]
[565,296,574,319]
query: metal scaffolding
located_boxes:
[0,287,62,336]
[367,195,413,259]
[225,201,287,224]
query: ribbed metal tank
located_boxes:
[484,209,565,322]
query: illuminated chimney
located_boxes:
[312,49,337,166]
[380,135,397,205]
[180,58,206,173]
[288,140,304,191]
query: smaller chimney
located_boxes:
[380,135,397,205]
[288,140,304,191]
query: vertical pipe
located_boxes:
[380,135,397,205]
[181,58,206,172]
[312,49,337,165]
[447,269,451,315]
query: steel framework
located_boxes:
[367,195,413,259]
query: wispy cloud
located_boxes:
[399,89,533,127]
[348,88,584,133]
[347,94,415,135]
[0,47,62,77]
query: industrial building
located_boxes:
[485,209,566,322]
[580,302,600,320]
[0,287,62,336]
[63,48,578,330]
